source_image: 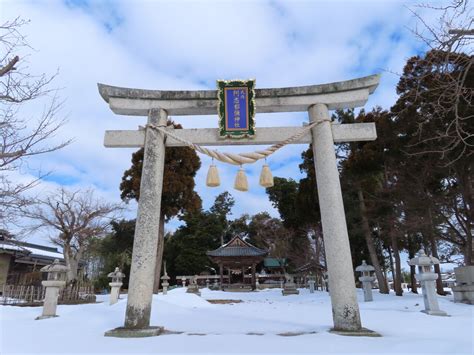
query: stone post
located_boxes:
[107,267,125,305]
[251,264,256,291]
[356,261,375,302]
[409,250,448,316]
[323,272,330,292]
[309,104,362,333]
[106,109,167,337]
[38,283,62,319]
[181,277,186,287]
[256,274,260,289]
[308,272,316,294]
[161,262,170,296]
[219,264,224,291]
[36,259,68,320]
[205,279,210,289]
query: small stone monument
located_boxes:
[355,260,375,302]
[452,266,474,304]
[186,275,201,296]
[161,262,170,295]
[307,272,316,294]
[205,278,210,289]
[256,274,260,289]
[282,273,299,296]
[213,277,219,289]
[181,276,187,287]
[36,259,69,320]
[108,267,125,305]
[409,250,448,316]
[322,272,329,292]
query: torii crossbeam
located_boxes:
[100,74,381,337]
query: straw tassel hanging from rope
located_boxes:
[259,163,274,188]
[147,120,324,191]
[234,167,249,192]
[206,162,220,187]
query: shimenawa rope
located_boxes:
[146,119,330,166]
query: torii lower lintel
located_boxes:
[103,122,377,148]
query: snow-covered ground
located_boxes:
[0,287,472,355]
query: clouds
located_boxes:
[1,0,433,242]
[113,1,285,82]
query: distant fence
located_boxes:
[0,284,95,306]
[175,274,328,290]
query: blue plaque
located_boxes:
[225,87,248,131]
[217,79,255,138]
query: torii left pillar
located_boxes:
[105,108,167,337]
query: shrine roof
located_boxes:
[264,258,287,268]
[207,236,268,258]
[0,238,65,265]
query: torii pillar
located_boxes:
[104,109,168,337]
[309,103,361,332]
[99,74,381,337]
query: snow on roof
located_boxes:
[23,246,63,260]
[207,236,267,258]
[0,241,63,261]
[0,242,28,253]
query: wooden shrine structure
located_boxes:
[207,236,267,291]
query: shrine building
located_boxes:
[207,236,267,291]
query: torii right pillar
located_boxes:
[309,104,379,336]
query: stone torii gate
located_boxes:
[100,74,381,337]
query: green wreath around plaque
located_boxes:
[217,79,256,139]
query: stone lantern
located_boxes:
[107,267,125,305]
[160,262,170,295]
[409,250,448,316]
[307,272,316,294]
[36,259,69,320]
[355,260,375,302]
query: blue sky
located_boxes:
[1,0,438,244]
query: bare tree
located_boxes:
[23,188,123,282]
[0,18,71,225]
[406,0,473,163]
